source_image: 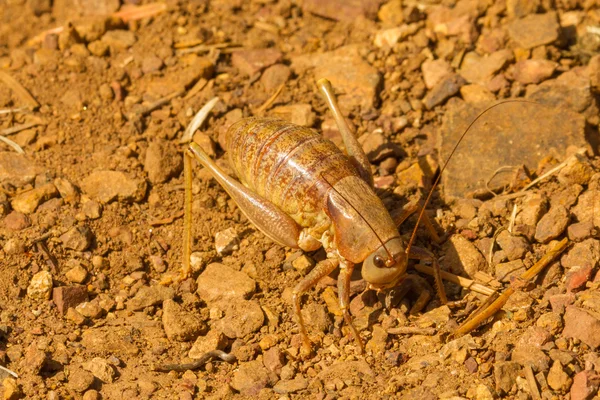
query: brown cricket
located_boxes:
[181,79,490,355]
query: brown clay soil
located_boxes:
[1,0,600,399]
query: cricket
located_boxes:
[180,78,517,358]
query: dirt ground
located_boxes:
[1,0,600,399]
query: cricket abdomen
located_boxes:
[225,117,358,227]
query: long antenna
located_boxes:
[405,100,541,254]
[320,172,394,262]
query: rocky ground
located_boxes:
[1,0,600,399]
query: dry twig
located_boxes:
[453,237,569,337]
[148,211,184,227]
[113,3,168,22]
[174,39,204,49]
[414,264,496,296]
[508,203,518,233]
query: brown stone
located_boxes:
[423,73,466,110]
[526,70,592,113]
[11,183,59,214]
[292,46,381,111]
[494,361,520,394]
[512,59,557,84]
[162,299,207,341]
[440,100,586,199]
[3,211,31,231]
[53,285,89,314]
[422,59,453,89]
[81,170,147,203]
[196,263,255,304]
[570,370,600,400]
[59,226,94,251]
[460,84,495,104]
[0,151,39,187]
[302,0,382,22]
[231,48,282,76]
[263,347,285,375]
[144,140,183,184]
[459,50,513,86]
[270,104,316,127]
[215,300,265,339]
[549,293,575,315]
[189,330,228,359]
[127,285,174,311]
[230,360,277,396]
[507,12,560,49]
[441,234,486,278]
[260,64,291,93]
[563,306,600,349]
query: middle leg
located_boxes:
[392,201,441,244]
[409,246,448,304]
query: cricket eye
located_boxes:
[373,255,387,269]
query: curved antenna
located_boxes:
[320,172,394,262]
[405,100,542,254]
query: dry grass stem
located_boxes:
[133,89,185,118]
[184,78,208,100]
[254,83,285,115]
[0,135,24,154]
[149,211,185,227]
[0,108,26,115]
[174,39,205,49]
[508,203,518,233]
[414,264,496,296]
[180,97,219,143]
[0,70,39,110]
[1,122,44,136]
[0,365,18,379]
[113,3,168,22]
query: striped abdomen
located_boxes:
[225,117,359,226]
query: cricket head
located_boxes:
[362,237,408,291]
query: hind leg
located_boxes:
[317,78,374,187]
[183,144,303,278]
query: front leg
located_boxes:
[337,259,365,353]
[292,255,340,357]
